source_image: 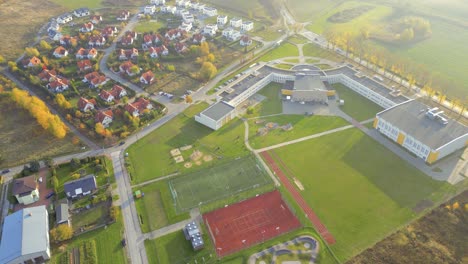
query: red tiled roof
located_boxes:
[110,85,125,98]
[77,60,92,71]
[140,70,154,83]
[38,69,57,81]
[99,90,113,100]
[12,175,37,196]
[95,109,113,123]
[78,97,96,110]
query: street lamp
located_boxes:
[216,247,222,257]
[261,230,266,243]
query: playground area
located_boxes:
[168,156,272,212]
[203,190,301,257]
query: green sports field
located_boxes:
[270,128,455,261]
[169,156,272,212]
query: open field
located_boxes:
[51,218,126,264]
[0,0,65,60]
[204,0,273,21]
[145,228,214,264]
[126,103,249,183]
[288,35,310,45]
[286,0,340,22]
[169,156,272,212]
[270,128,456,261]
[72,203,108,232]
[332,83,383,121]
[348,190,468,264]
[249,82,283,117]
[47,0,102,9]
[0,95,80,167]
[257,43,299,62]
[134,20,164,32]
[248,114,349,149]
[302,43,341,62]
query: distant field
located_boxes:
[257,42,299,62]
[286,0,341,22]
[126,103,249,183]
[332,83,383,121]
[48,0,102,9]
[204,0,272,21]
[248,114,349,149]
[134,20,164,32]
[270,128,455,261]
[0,95,80,167]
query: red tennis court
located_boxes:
[203,190,301,257]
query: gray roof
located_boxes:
[377,100,468,149]
[56,202,69,224]
[292,90,328,102]
[200,101,235,121]
[294,75,326,91]
[64,174,97,198]
[0,206,49,263]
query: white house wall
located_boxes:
[436,133,468,160]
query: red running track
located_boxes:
[203,190,301,257]
[260,151,336,245]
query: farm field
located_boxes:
[51,218,126,264]
[248,115,349,149]
[0,95,80,167]
[204,0,273,21]
[126,103,249,183]
[332,83,383,121]
[269,128,455,261]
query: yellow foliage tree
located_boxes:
[452,202,460,210]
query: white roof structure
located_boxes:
[0,206,50,263]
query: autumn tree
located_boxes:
[200,41,210,56]
[40,40,52,51]
[130,65,140,74]
[55,94,72,109]
[110,206,120,221]
[185,95,193,104]
[50,225,73,242]
[25,47,40,57]
[52,176,59,193]
[0,55,5,64]
[198,61,217,81]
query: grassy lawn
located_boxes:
[258,43,299,62]
[332,83,383,121]
[51,218,126,264]
[270,128,455,261]
[134,20,164,32]
[248,115,349,149]
[0,95,81,167]
[126,103,249,183]
[145,227,214,264]
[72,203,108,232]
[134,180,190,233]
[286,0,338,22]
[48,0,102,9]
[288,35,310,45]
[273,63,293,70]
[248,82,283,117]
[302,43,341,62]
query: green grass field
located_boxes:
[332,83,383,121]
[302,43,341,62]
[72,203,108,231]
[288,35,310,45]
[258,43,299,62]
[134,20,164,32]
[169,156,271,212]
[51,218,126,264]
[126,103,249,183]
[248,82,283,117]
[248,115,349,149]
[0,95,80,167]
[48,0,102,9]
[286,0,339,22]
[270,128,455,261]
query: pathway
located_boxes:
[143,208,200,240]
[297,43,305,63]
[131,172,180,188]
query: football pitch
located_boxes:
[169,156,272,212]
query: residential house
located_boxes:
[56,200,70,226]
[119,48,139,60]
[38,69,57,82]
[99,89,115,102]
[64,175,97,199]
[80,22,94,33]
[73,8,90,17]
[227,29,241,41]
[150,0,165,5]
[48,21,60,32]
[77,59,93,72]
[53,46,68,58]
[77,97,96,112]
[48,30,63,41]
[230,17,242,28]
[88,35,106,47]
[95,110,113,127]
[144,5,156,15]
[22,56,41,68]
[176,0,191,8]
[175,42,188,53]
[148,45,169,58]
[240,35,252,46]
[102,26,118,37]
[140,70,155,85]
[193,3,206,12]
[165,29,185,40]
[119,61,139,76]
[183,14,194,24]
[179,21,192,32]
[192,33,206,44]
[217,15,228,26]
[203,24,218,37]
[12,175,39,205]
[203,7,218,17]
[59,35,77,47]
[83,71,101,83]
[110,84,127,98]
[120,31,138,46]
[161,5,176,14]
[142,33,163,49]
[241,21,254,31]
[47,77,70,92]
[83,72,108,88]
[117,10,130,21]
[222,27,233,38]
[76,48,98,59]
[125,97,153,117]
[179,10,190,18]
[90,15,103,24]
[57,13,73,24]
[0,206,50,264]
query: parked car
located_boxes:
[121,239,127,247]
[119,141,125,146]
[1,169,10,174]
[46,192,55,199]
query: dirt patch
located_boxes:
[412,199,434,213]
[203,155,213,162]
[0,0,65,60]
[190,150,203,161]
[180,145,192,151]
[348,190,468,264]
[327,5,374,24]
[170,148,181,157]
[184,162,192,168]
[195,160,202,166]
[174,155,184,163]
[293,178,304,191]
